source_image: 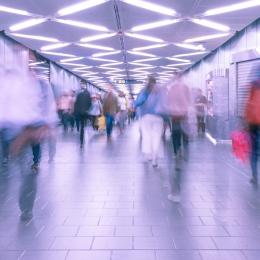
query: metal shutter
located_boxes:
[237,59,260,116]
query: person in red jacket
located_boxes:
[244,76,260,183]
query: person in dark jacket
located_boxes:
[74,87,91,147]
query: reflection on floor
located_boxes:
[0,122,259,260]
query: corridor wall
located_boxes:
[0,32,28,73]
[183,18,260,140]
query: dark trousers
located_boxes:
[79,113,87,146]
[197,115,205,133]
[89,115,98,131]
[249,124,259,179]
[171,120,189,155]
[32,143,41,164]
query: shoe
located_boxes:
[168,194,180,203]
[48,158,55,163]
[31,163,39,169]
[250,178,258,184]
[20,210,33,221]
[2,158,8,166]
[107,135,111,141]
[152,159,158,167]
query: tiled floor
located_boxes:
[0,122,259,260]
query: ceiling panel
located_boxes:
[0,0,259,94]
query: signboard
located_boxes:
[110,79,144,84]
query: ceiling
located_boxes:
[0,0,260,94]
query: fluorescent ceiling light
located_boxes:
[130,67,155,71]
[129,62,154,66]
[166,57,190,62]
[103,70,125,74]
[80,33,117,42]
[167,62,193,66]
[205,1,260,16]
[39,51,75,57]
[125,33,164,43]
[29,61,45,66]
[59,63,88,66]
[161,66,180,70]
[132,20,179,31]
[60,57,84,62]
[0,5,29,15]
[55,19,108,32]
[185,33,230,42]
[173,51,208,57]
[57,0,108,16]
[98,67,123,70]
[89,58,118,62]
[81,73,101,77]
[192,19,230,32]
[8,33,59,42]
[174,43,205,50]
[121,0,176,16]
[72,66,93,70]
[86,76,103,79]
[133,58,160,63]
[41,43,70,51]
[100,62,124,67]
[9,18,46,31]
[133,44,167,51]
[128,51,156,57]
[92,51,120,57]
[78,43,114,51]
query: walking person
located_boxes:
[194,89,207,134]
[74,87,92,147]
[117,91,129,134]
[103,84,119,141]
[88,94,103,131]
[244,72,260,184]
[135,76,164,167]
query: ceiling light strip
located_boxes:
[9,18,46,32]
[121,0,176,16]
[191,19,230,32]
[204,0,260,16]
[125,33,164,43]
[57,0,109,16]
[132,19,180,31]
[7,33,59,42]
[41,43,70,51]
[184,33,231,42]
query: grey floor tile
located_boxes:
[156,250,201,260]
[7,237,54,250]
[174,237,217,250]
[92,237,132,249]
[99,216,133,226]
[0,251,24,259]
[213,237,260,249]
[188,226,229,236]
[152,226,191,237]
[50,237,93,250]
[111,250,156,260]
[66,250,111,260]
[21,250,68,260]
[199,250,247,260]
[242,250,260,259]
[77,226,115,236]
[115,226,152,236]
[134,237,175,249]
[63,216,99,225]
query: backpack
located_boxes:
[245,80,260,125]
[74,90,91,115]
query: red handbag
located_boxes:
[231,130,251,163]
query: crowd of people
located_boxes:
[0,61,259,218]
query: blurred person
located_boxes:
[157,72,191,171]
[19,170,38,220]
[103,84,119,141]
[88,94,103,131]
[74,86,92,147]
[244,70,260,184]
[70,90,76,131]
[194,89,207,134]
[117,91,129,134]
[135,76,165,167]
[128,95,135,124]
[56,90,73,132]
